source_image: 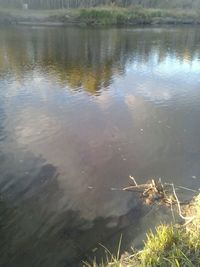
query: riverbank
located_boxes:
[0,7,200,26]
[84,193,200,266]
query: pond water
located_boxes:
[0,25,200,266]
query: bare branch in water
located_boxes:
[129,175,138,186]
[123,177,196,225]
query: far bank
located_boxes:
[0,7,200,26]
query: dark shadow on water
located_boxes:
[0,199,145,267]
[0,149,146,267]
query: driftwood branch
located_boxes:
[123,177,196,224]
[171,183,195,222]
[123,184,151,191]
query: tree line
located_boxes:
[0,0,200,9]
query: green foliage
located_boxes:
[0,4,199,25]
[78,7,198,25]
[85,195,200,267]
[79,9,117,25]
[138,225,198,266]
[79,7,155,25]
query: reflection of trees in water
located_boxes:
[0,27,200,94]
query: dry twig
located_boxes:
[123,177,196,224]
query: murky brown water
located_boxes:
[0,25,200,266]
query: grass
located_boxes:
[79,7,150,25]
[84,194,200,267]
[0,6,199,25]
[78,7,199,25]
[83,235,123,267]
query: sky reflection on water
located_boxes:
[0,26,200,266]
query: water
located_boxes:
[0,25,200,266]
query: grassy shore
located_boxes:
[0,7,200,26]
[78,7,200,25]
[84,194,200,266]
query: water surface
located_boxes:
[0,25,200,266]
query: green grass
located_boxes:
[0,6,199,25]
[78,8,156,25]
[78,7,199,25]
[84,194,200,267]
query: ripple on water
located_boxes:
[0,26,200,267]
